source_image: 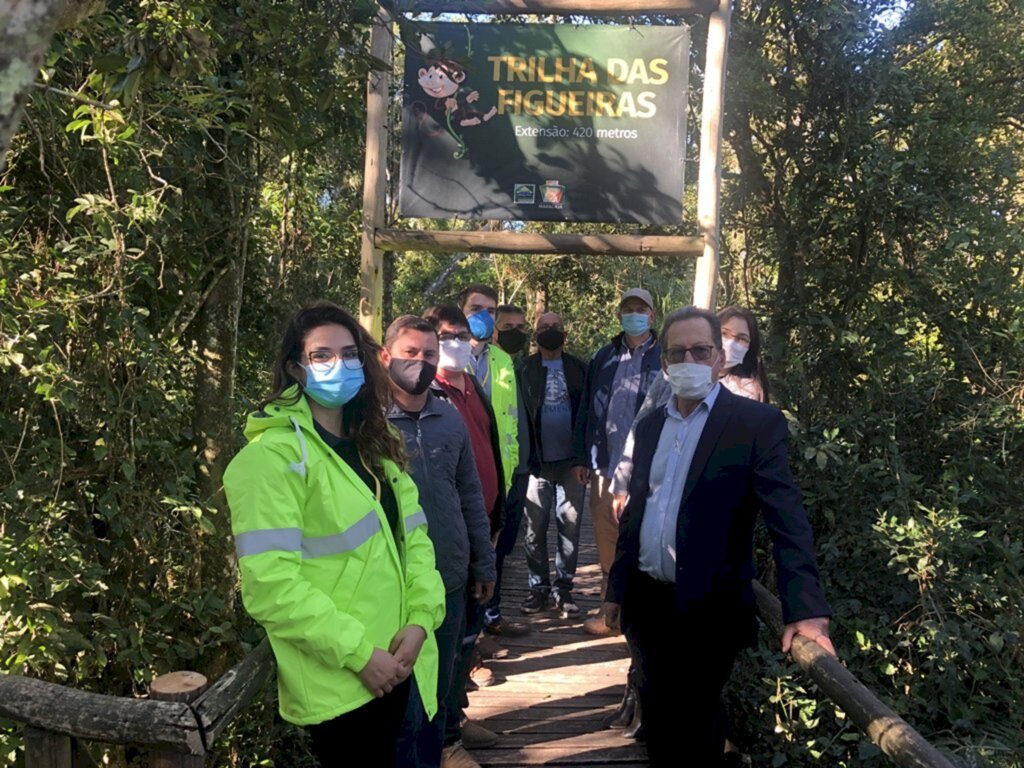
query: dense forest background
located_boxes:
[1,0,1022,765]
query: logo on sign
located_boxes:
[540,180,565,209]
[514,184,536,205]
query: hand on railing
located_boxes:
[781,616,836,657]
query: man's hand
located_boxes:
[604,602,622,631]
[389,625,428,680]
[472,580,496,604]
[357,648,404,698]
[611,493,627,523]
[781,617,835,657]
[573,466,591,485]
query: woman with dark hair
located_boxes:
[224,302,445,768]
[717,305,770,403]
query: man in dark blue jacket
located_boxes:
[606,306,834,767]
[383,315,497,768]
[574,288,662,636]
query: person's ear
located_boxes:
[380,347,392,367]
[453,70,466,84]
[418,68,427,78]
[286,359,306,385]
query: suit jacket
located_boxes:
[608,386,830,644]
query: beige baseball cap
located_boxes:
[619,288,655,311]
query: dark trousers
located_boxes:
[397,589,466,767]
[485,471,529,623]
[623,572,739,768]
[309,678,411,768]
[445,590,486,744]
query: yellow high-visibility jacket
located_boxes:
[225,387,445,725]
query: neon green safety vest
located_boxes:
[224,387,445,726]
[487,344,519,491]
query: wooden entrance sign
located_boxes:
[358,0,731,337]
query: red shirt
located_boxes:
[435,372,500,523]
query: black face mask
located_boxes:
[497,328,529,355]
[388,358,437,396]
[536,328,566,351]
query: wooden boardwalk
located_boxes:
[464,506,648,766]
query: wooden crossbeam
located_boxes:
[390,0,717,16]
[374,228,704,257]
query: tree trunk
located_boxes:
[0,0,65,171]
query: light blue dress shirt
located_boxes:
[638,383,721,582]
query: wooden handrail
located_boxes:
[0,638,275,764]
[752,581,957,768]
[0,676,203,754]
[375,228,705,257]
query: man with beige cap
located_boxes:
[573,288,661,636]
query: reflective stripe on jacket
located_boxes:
[224,387,445,726]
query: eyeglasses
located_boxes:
[664,345,716,364]
[438,331,473,343]
[722,328,751,345]
[304,347,364,371]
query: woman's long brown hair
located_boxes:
[262,302,408,472]
[717,305,771,403]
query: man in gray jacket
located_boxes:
[384,315,497,768]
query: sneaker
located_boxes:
[461,720,500,748]
[484,617,532,637]
[554,591,580,618]
[441,744,482,768]
[521,588,553,614]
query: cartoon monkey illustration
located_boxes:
[416,57,497,158]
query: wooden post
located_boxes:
[149,672,209,768]
[692,0,732,310]
[24,727,71,768]
[359,7,392,340]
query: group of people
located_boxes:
[224,284,835,768]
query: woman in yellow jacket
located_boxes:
[225,302,445,768]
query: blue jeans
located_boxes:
[485,471,528,623]
[523,460,584,594]
[397,589,466,767]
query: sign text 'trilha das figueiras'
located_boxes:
[399,23,690,225]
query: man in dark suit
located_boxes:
[606,306,835,766]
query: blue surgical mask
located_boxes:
[621,312,651,336]
[301,362,365,409]
[467,310,495,341]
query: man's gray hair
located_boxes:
[659,306,722,350]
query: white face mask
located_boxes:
[722,338,749,368]
[438,339,472,372]
[666,362,715,400]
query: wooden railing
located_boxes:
[0,639,275,768]
[1,594,957,768]
[752,582,956,768]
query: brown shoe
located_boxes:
[475,634,508,660]
[583,613,619,636]
[461,720,500,748]
[469,662,502,688]
[484,617,531,637]
[441,744,482,768]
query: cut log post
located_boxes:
[692,0,731,309]
[752,581,957,768]
[359,8,392,340]
[24,727,71,768]
[375,229,704,258]
[149,672,209,768]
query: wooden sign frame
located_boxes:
[358,0,731,337]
